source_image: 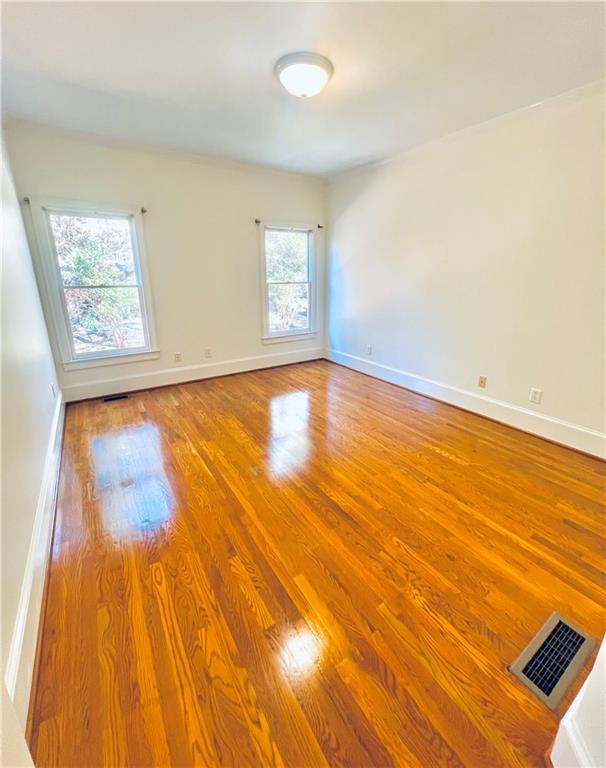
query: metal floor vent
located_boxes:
[509,612,594,709]
[103,393,129,402]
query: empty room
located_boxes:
[1,2,605,766]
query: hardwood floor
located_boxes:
[29,360,605,767]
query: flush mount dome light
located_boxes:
[274,52,333,98]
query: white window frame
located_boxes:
[29,198,159,370]
[259,223,317,342]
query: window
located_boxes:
[31,202,156,366]
[262,226,314,339]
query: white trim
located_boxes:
[4,393,65,721]
[327,80,605,181]
[262,332,317,345]
[26,197,158,366]
[4,117,327,182]
[62,348,160,371]
[551,636,606,768]
[62,347,324,402]
[563,719,595,768]
[325,349,606,458]
[259,223,317,340]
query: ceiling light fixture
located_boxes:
[274,52,333,98]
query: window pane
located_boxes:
[268,283,309,333]
[265,229,308,282]
[64,287,145,355]
[49,213,137,286]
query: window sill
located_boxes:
[62,349,160,372]
[262,332,317,345]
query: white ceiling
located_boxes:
[3,2,604,175]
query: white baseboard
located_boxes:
[551,636,605,768]
[4,393,65,727]
[325,349,606,458]
[62,347,324,402]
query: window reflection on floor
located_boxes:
[268,390,310,476]
[91,423,173,540]
[279,626,323,681]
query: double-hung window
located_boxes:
[261,225,315,339]
[31,202,156,367]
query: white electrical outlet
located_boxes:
[366,345,372,355]
[204,347,213,359]
[174,352,182,362]
[478,376,487,389]
[529,387,543,404]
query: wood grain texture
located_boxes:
[29,360,606,767]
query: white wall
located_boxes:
[1,684,34,767]
[551,636,606,768]
[4,122,327,402]
[327,82,605,456]
[4,84,604,454]
[1,136,63,728]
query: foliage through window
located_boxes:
[45,210,152,359]
[263,227,312,336]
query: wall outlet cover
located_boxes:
[529,388,543,404]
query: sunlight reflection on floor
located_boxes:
[91,423,174,540]
[279,626,323,681]
[268,390,310,476]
